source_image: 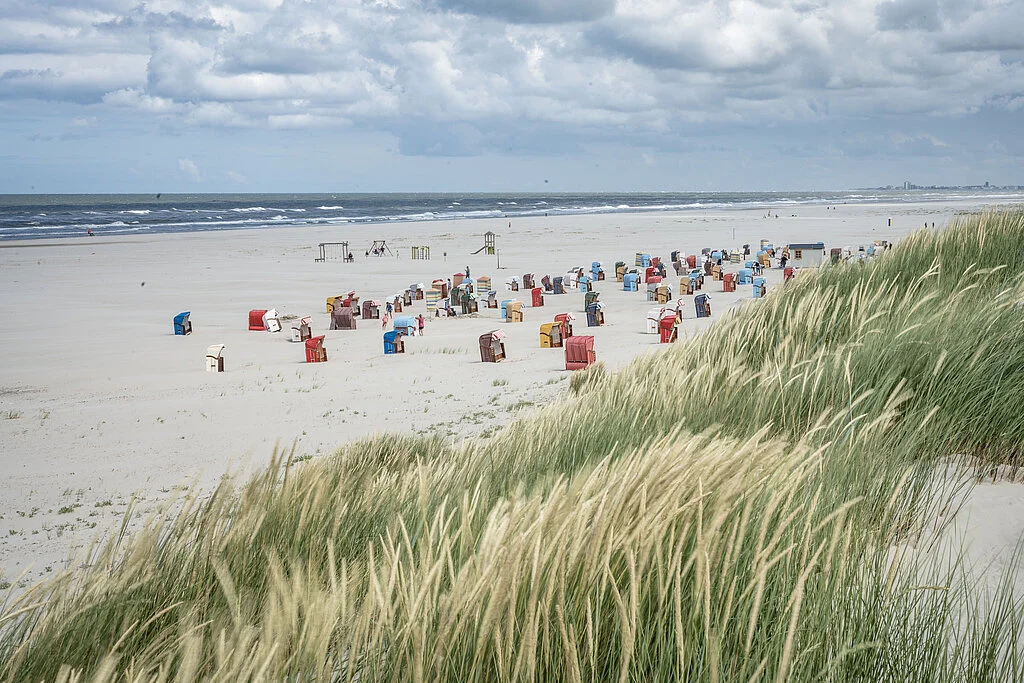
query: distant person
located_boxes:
[780,254,788,269]
[417,314,425,335]
[381,313,389,329]
[386,301,393,315]
[87,229,93,236]
[465,265,470,279]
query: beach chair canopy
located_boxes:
[174,312,190,325]
[305,335,325,349]
[484,329,506,341]
[393,315,416,330]
[206,344,225,358]
[384,330,400,343]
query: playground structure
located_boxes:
[411,246,431,260]
[367,240,393,257]
[314,242,353,263]
[472,231,496,255]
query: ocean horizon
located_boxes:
[2,189,1022,241]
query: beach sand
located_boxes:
[0,199,1017,589]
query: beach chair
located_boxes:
[753,277,767,299]
[758,252,771,268]
[585,291,600,309]
[541,275,553,293]
[695,294,712,318]
[723,273,737,292]
[248,309,268,331]
[623,273,639,292]
[553,277,565,295]
[703,259,714,276]
[506,276,520,292]
[592,261,604,281]
[426,288,442,312]
[532,287,545,307]
[555,313,575,339]
[680,277,694,295]
[383,330,405,355]
[508,301,525,323]
[361,300,380,319]
[539,322,563,348]
[393,316,417,336]
[205,344,225,372]
[646,282,658,302]
[738,268,753,285]
[263,309,282,333]
[689,270,703,291]
[645,266,656,283]
[479,330,506,362]
[453,273,465,287]
[684,254,695,269]
[402,290,413,306]
[830,248,842,264]
[646,308,662,334]
[659,315,678,344]
[656,285,671,304]
[640,254,652,268]
[586,302,605,327]
[173,312,192,336]
[565,335,596,370]
[477,276,492,293]
[578,274,592,293]
[330,307,356,330]
[461,291,478,315]
[522,274,534,289]
[615,261,626,282]
[784,267,795,282]
[712,264,723,281]
[486,291,498,308]
[304,335,327,363]
[291,316,313,342]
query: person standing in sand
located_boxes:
[465,265,470,279]
[417,314,425,335]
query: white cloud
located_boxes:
[178,158,201,182]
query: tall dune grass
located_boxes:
[2,210,1024,681]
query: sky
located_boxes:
[0,0,1022,193]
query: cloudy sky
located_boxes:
[1,0,1021,193]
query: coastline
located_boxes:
[0,198,1018,587]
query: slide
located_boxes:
[471,245,488,254]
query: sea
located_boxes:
[1,190,1021,241]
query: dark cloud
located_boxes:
[95,7,224,33]
[427,0,614,24]
[876,0,942,32]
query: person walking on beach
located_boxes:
[417,314,425,335]
[465,265,470,279]
[386,300,393,316]
[381,313,389,329]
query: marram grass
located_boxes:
[3,210,1024,681]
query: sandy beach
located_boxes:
[0,198,1018,588]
